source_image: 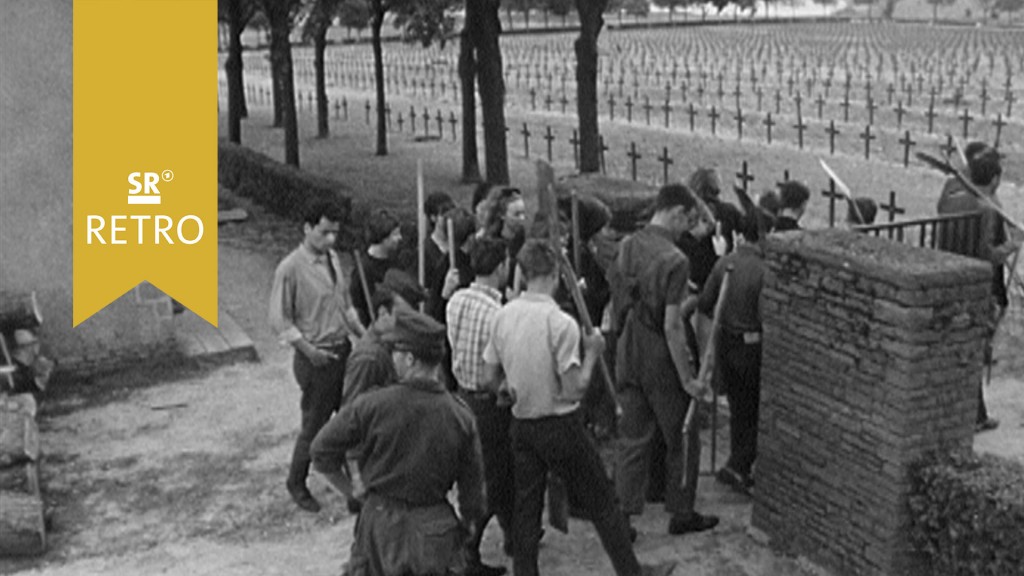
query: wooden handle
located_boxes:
[352,250,376,324]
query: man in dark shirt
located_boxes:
[696,208,769,494]
[351,209,404,326]
[312,309,485,576]
[773,181,810,232]
[676,168,743,289]
[425,207,477,324]
[936,148,1020,432]
[610,184,718,537]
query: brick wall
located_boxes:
[752,229,992,576]
[1,0,175,382]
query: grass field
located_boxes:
[220,23,1024,231]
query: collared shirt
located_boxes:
[311,377,484,520]
[611,224,690,390]
[342,328,397,407]
[269,243,353,346]
[483,292,581,420]
[447,282,502,391]
[697,243,765,334]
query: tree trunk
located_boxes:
[458,26,481,182]
[476,0,509,184]
[271,53,283,127]
[225,0,246,143]
[575,0,606,174]
[505,5,514,30]
[524,7,530,29]
[371,6,388,156]
[267,3,299,166]
[314,25,329,138]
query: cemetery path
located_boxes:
[2,192,821,576]
[5,116,1022,574]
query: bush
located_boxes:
[218,141,360,247]
[908,449,1024,576]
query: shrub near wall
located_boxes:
[218,141,354,242]
[908,450,1024,576]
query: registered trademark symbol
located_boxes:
[161,170,174,182]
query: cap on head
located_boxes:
[380,269,427,309]
[382,308,446,362]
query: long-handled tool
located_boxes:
[682,265,733,490]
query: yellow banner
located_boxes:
[74,0,217,326]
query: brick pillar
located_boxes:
[752,230,992,576]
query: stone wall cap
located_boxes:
[766,229,992,289]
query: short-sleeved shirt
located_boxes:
[483,292,581,420]
[611,224,690,390]
[269,244,354,347]
[311,378,484,519]
[447,283,502,391]
[697,244,766,335]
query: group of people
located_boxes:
[267,148,1017,575]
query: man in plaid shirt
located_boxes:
[446,237,513,576]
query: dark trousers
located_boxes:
[459,390,514,563]
[615,382,699,518]
[287,341,351,492]
[720,336,761,477]
[511,413,641,576]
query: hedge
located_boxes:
[908,449,1024,576]
[218,141,360,247]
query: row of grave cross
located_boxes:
[242,52,1018,126]
[289,52,1015,105]
[235,81,1010,171]
[226,82,937,232]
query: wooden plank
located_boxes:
[0,461,39,496]
[216,311,255,354]
[0,410,39,467]
[0,491,46,556]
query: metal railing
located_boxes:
[853,211,984,258]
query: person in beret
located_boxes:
[312,308,486,576]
